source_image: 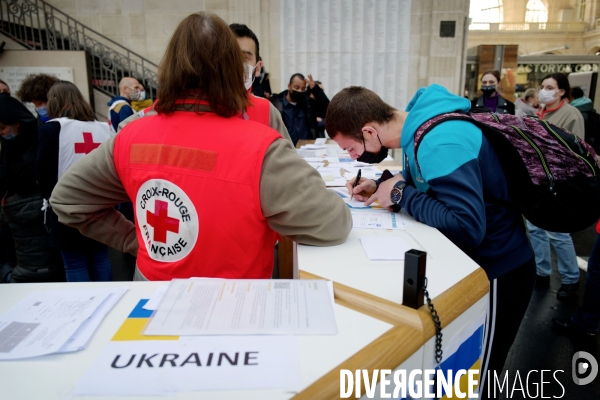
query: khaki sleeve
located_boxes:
[260,139,352,245]
[268,102,292,143]
[49,136,138,255]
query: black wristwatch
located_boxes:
[390,181,408,205]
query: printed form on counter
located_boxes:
[143,279,337,336]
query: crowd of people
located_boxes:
[0,11,599,399]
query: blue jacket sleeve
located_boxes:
[399,159,486,250]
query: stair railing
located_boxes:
[0,0,158,99]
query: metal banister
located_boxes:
[0,0,158,99]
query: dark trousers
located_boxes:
[480,256,537,399]
[572,233,600,331]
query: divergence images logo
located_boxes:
[572,351,598,386]
[136,179,198,262]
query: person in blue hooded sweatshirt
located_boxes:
[326,85,535,399]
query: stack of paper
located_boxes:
[0,287,127,359]
[143,279,337,336]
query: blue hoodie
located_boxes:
[399,84,532,279]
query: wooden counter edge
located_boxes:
[300,270,423,330]
[291,325,423,400]
[300,268,489,334]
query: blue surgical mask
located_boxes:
[36,106,50,122]
[2,131,15,140]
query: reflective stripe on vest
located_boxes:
[52,118,112,179]
[246,93,270,126]
[113,111,280,280]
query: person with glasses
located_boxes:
[528,73,584,301]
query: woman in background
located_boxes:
[471,69,515,115]
[528,73,585,301]
[36,81,113,282]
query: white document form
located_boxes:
[58,287,128,353]
[142,284,168,311]
[70,336,301,396]
[144,279,338,336]
[351,210,406,230]
[0,288,113,359]
[360,236,411,260]
[330,188,381,209]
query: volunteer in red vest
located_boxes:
[50,12,351,281]
[229,23,292,142]
[36,81,113,282]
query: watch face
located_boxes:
[391,187,402,204]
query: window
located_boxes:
[576,0,587,22]
[525,0,548,23]
[469,0,503,23]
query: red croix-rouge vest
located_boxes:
[113,110,281,280]
[246,93,270,125]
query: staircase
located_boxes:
[0,0,158,100]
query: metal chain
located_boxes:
[423,277,443,365]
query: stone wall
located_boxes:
[43,0,469,99]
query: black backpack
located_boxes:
[583,109,600,154]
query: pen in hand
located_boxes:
[351,168,362,201]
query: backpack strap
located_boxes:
[412,112,524,211]
[413,112,473,175]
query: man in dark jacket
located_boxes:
[270,73,330,145]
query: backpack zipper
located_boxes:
[510,125,556,192]
[540,120,597,177]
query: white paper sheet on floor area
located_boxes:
[0,288,115,359]
[144,279,337,336]
[360,236,411,260]
[70,336,301,396]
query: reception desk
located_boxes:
[0,147,489,400]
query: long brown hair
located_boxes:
[155,12,248,118]
[46,81,96,121]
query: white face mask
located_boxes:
[244,63,257,91]
[130,90,145,101]
[538,89,558,105]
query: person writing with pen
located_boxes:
[326,85,534,400]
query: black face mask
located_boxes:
[357,134,388,164]
[481,85,496,96]
[289,90,306,106]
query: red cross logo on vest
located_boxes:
[74,132,101,154]
[146,200,180,243]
